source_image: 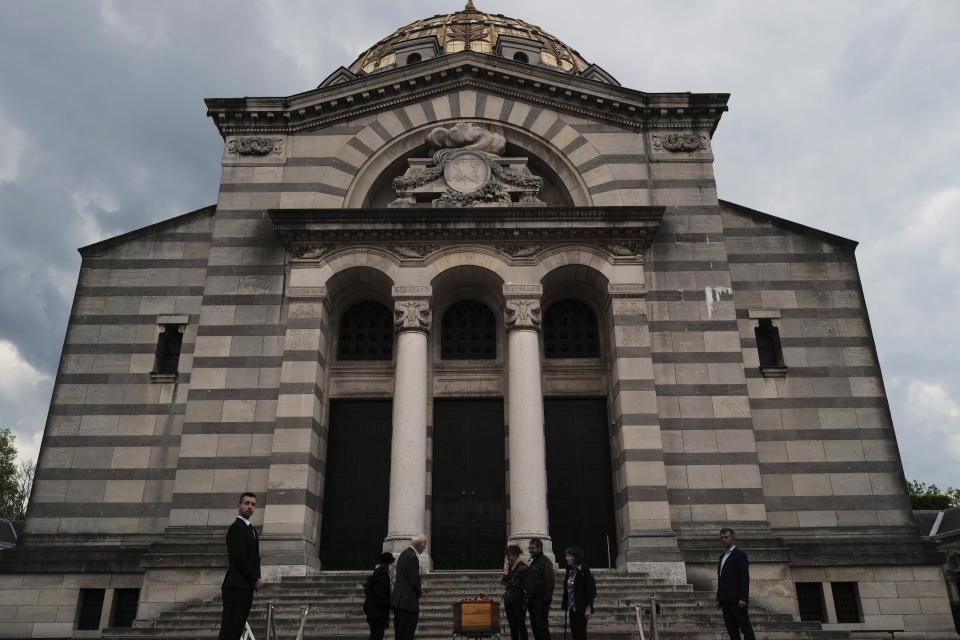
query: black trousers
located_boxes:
[526,596,551,640]
[218,587,254,640]
[568,609,587,640]
[368,616,388,640]
[504,600,528,640]
[394,608,419,640]
[719,601,756,640]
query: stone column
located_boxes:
[504,284,553,561]
[384,286,432,567]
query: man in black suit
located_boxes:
[391,533,427,640]
[525,538,554,640]
[218,492,262,640]
[715,527,755,640]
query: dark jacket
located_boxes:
[561,564,596,613]
[390,547,423,612]
[501,560,527,604]
[716,546,750,603]
[364,566,392,622]
[222,517,260,589]
[524,552,554,602]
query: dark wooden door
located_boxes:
[432,399,506,569]
[319,400,392,569]
[545,398,617,568]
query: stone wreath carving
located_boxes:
[436,181,510,207]
[228,136,284,156]
[505,299,541,330]
[393,165,444,191]
[394,300,432,331]
[652,133,707,153]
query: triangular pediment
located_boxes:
[317,66,358,88]
[206,51,728,138]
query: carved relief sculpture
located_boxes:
[228,136,285,155]
[651,133,707,153]
[505,299,541,330]
[394,300,432,332]
[391,123,545,208]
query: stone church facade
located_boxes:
[1,4,956,638]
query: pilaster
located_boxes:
[607,283,686,581]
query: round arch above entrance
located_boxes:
[343,117,594,208]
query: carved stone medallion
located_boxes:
[443,151,491,194]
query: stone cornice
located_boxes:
[270,206,663,261]
[206,51,728,138]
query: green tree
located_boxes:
[906,478,960,510]
[0,428,20,519]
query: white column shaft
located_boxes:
[386,330,428,539]
[507,328,549,540]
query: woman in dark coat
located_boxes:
[364,552,395,640]
[500,544,528,640]
[561,547,596,640]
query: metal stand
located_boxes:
[626,594,660,640]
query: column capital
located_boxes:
[393,286,432,333]
[504,298,541,331]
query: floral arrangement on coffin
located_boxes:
[462,594,489,602]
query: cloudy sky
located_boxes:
[1,0,958,489]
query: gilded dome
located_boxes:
[348,1,592,76]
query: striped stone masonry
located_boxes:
[606,283,686,581]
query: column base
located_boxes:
[260,534,321,580]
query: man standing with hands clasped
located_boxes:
[715,527,756,640]
[392,533,427,640]
[218,492,262,640]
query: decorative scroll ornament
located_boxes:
[393,245,434,258]
[606,241,643,257]
[294,246,329,259]
[394,300,432,332]
[496,243,541,257]
[651,133,707,153]
[228,136,284,156]
[505,298,541,330]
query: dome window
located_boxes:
[512,51,529,63]
[407,52,422,65]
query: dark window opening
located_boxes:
[755,318,784,368]
[337,301,394,361]
[441,300,496,360]
[111,588,140,628]
[77,588,105,630]
[831,582,861,623]
[544,299,600,358]
[795,582,826,622]
[153,324,183,374]
[513,51,529,63]
[406,52,422,65]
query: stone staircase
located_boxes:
[104,570,850,640]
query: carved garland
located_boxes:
[652,133,707,153]
[228,136,284,155]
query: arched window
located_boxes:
[441,300,496,360]
[543,299,600,358]
[406,52,422,65]
[337,301,394,361]
[512,51,529,64]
